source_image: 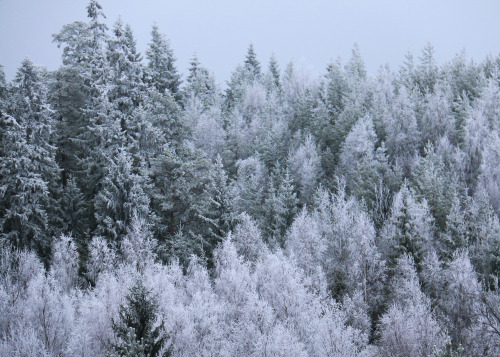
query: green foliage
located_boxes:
[146,25,181,99]
[110,281,171,357]
[434,338,464,357]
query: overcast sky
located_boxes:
[1,0,500,84]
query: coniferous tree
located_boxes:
[110,281,171,357]
[412,143,460,231]
[9,58,63,238]
[61,175,89,248]
[145,25,181,99]
[151,144,214,261]
[244,43,261,80]
[94,149,152,242]
[266,53,281,93]
[107,18,145,146]
[185,54,218,109]
[381,182,434,272]
[0,114,50,258]
[263,165,298,244]
[324,58,347,121]
[198,155,232,263]
[0,65,8,112]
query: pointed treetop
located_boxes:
[188,52,201,82]
[244,43,261,77]
[146,24,181,95]
[87,0,105,20]
[268,53,280,88]
[346,43,366,80]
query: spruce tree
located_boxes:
[0,65,8,112]
[107,18,145,138]
[381,182,434,272]
[263,165,298,245]
[146,25,181,98]
[244,43,261,79]
[199,155,232,263]
[94,149,152,242]
[268,53,281,92]
[10,58,63,238]
[185,54,218,109]
[0,114,50,258]
[110,281,171,357]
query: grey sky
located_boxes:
[1,0,500,84]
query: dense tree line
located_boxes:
[1,1,500,355]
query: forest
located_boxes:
[1,1,500,356]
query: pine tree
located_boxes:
[10,58,63,238]
[110,281,171,357]
[346,43,367,81]
[61,175,89,247]
[224,45,263,111]
[107,18,145,146]
[151,144,214,261]
[146,25,181,98]
[268,54,280,87]
[381,182,434,271]
[263,165,298,244]
[94,149,152,242]
[412,143,459,231]
[0,114,50,259]
[141,86,185,149]
[244,43,261,80]
[440,193,468,260]
[199,155,232,263]
[324,58,347,121]
[413,43,439,95]
[0,65,8,112]
[185,54,218,109]
[78,0,121,213]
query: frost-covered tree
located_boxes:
[230,213,267,262]
[0,114,50,258]
[420,84,456,145]
[110,280,170,357]
[107,18,145,147]
[412,143,460,231]
[94,149,152,242]
[61,175,88,245]
[185,54,219,109]
[314,184,386,312]
[9,58,62,237]
[383,86,420,174]
[121,213,157,273]
[264,53,281,94]
[263,165,298,244]
[229,156,267,221]
[0,65,7,111]
[151,144,214,261]
[49,234,79,291]
[440,251,481,352]
[338,115,376,189]
[378,255,447,357]
[145,25,181,99]
[477,131,500,216]
[380,181,434,271]
[86,236,117,282]
[288,134,321,205]
[244,43,261,80]
[285,208,327,295]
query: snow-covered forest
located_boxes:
[1,1,500,356]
